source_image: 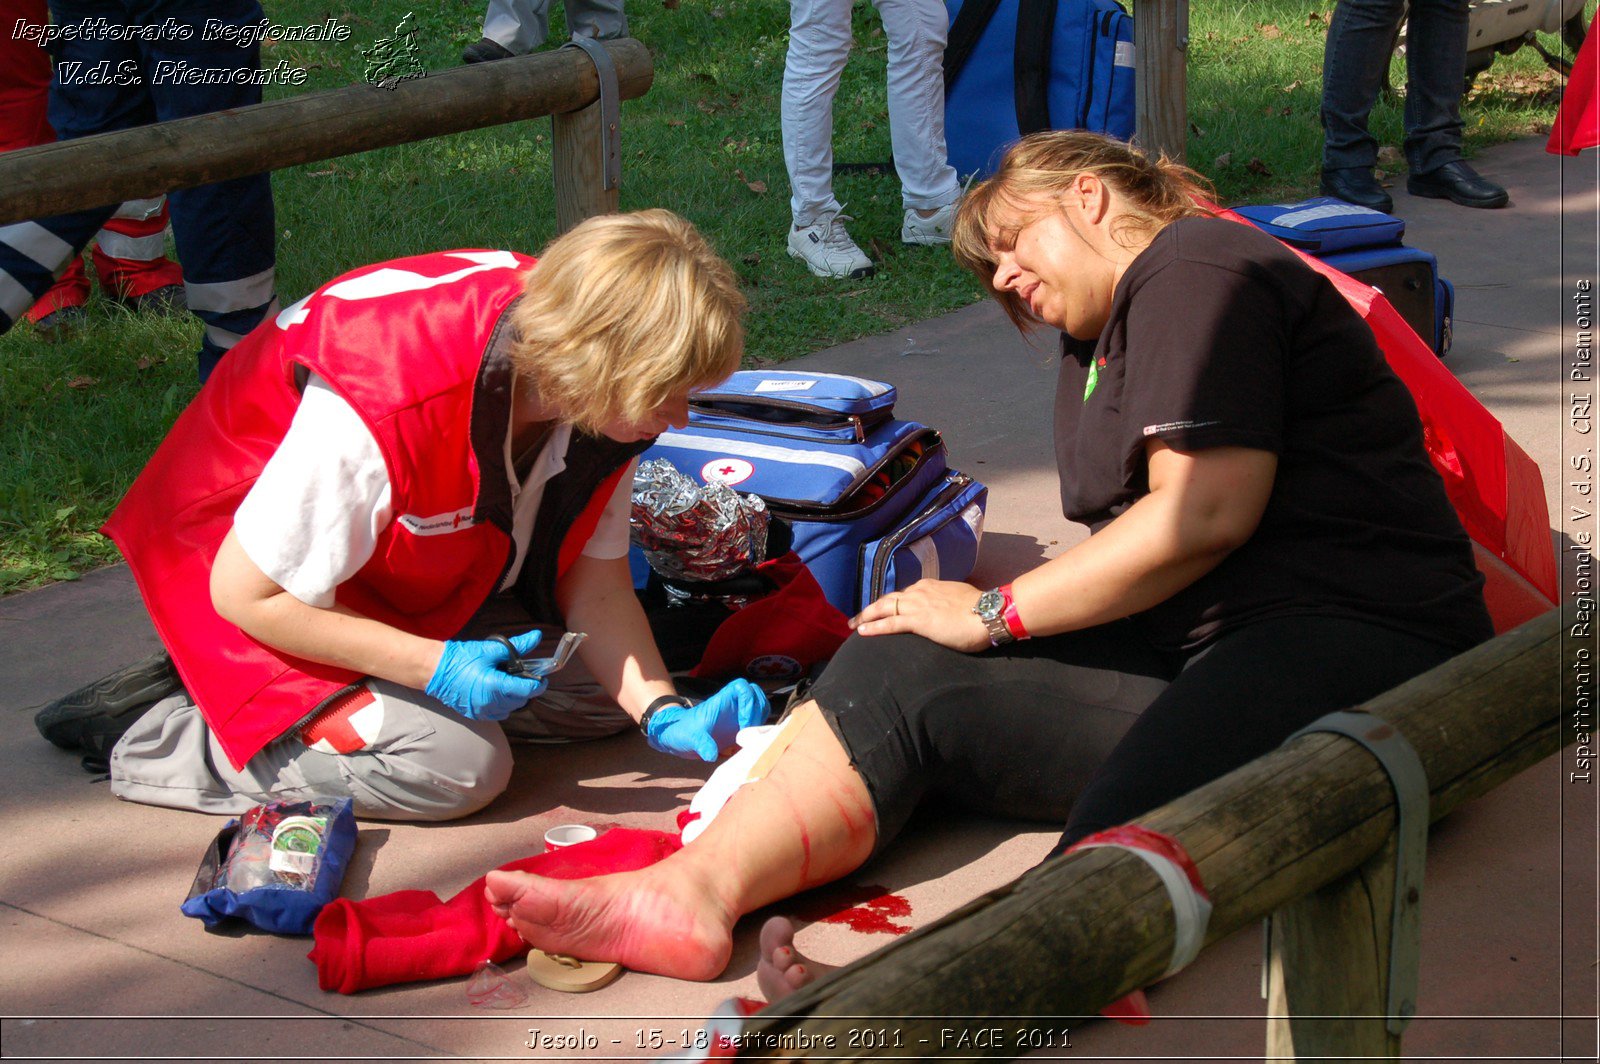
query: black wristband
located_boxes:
[639,694,692,736]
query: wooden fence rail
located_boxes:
[0,39,653,231]
[737,607,1564,1059]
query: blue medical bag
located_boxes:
[944,0,1136,179]
[638,371,989,615]
[1231,197,1455,358]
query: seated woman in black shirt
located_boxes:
[481,131,1493,988]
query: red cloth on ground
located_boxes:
[307,827,682,994]
[1550,26,1600,156]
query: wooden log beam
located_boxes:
[0,39,653,226]
[737,609,1564,1057]
[1134,0,1189,162]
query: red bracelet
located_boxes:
[999,584,1030,641]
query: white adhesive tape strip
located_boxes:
[1076,841,1213,978]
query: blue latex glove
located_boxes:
[425,630,548,722]
[645,678,771,761]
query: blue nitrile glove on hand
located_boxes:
[425,630,548,722]
[645,679,772,762]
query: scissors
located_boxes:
[490,631,587,678]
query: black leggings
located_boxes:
[806,613,1466,857]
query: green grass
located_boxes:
[0,0,1582,592]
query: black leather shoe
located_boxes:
[35,649,178,754]
[461,37,516,64]
[1406,160,1509,209]
[1319,167,1394,213]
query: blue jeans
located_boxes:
[1320,0,1468,174]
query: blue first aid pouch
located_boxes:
[1229,197,1406,254]
[639,371,988,615]
[944,0,1136,179]
[1232,197,1454,358]
[182,798,356,935]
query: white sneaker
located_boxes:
[901,201,959,246]
[787,214,874,279]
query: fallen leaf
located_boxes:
[1282,79,1303,93]
[1259,23,1284,39]
[65,375,99,389]
[696,100,719,115]
[1306,10,1325,25]
[742,252,760,265]
[662,0,679,7]
[733,168,767,194]
[1246,157,1273,177]
[666,118,685,127]
[1214,151,1233,169]
[135,356,165,371]
[1188,120,1205,137]
[1376,145,1403,165]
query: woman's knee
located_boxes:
[349,718,514,822]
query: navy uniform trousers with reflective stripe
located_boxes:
[0,0,277,379]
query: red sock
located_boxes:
[307,827,682,993]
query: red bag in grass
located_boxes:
[1549,27,1600,157]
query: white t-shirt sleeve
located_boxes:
[581,456,639,560]
[232,376,393,608]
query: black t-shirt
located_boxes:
[1055,216,1492,654]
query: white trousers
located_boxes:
[481,0,628,54]
[782,0,961,226]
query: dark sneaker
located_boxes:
[33,304,88,339]
[35,649,179,753]
[120,283,187,315]
[462,37,517,64]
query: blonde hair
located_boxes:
[951,131,1216,331]
[510,209,745,434]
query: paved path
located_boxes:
[1,135,1594,1060]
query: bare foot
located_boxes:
[755,916,835,1002]
[485,865,736,982]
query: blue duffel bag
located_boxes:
[1232,197,1455,358]
[638,370,989,616]
[944,0,1136,179]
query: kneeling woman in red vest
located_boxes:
[74,210,767,820]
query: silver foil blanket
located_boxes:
[630,458,769,583]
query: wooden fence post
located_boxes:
[1266,835,1405,1058]
[552,101,617,231]
[1134,0,1188,161]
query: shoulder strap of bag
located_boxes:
[944,0,1008,91]
[1014,0,1058,134]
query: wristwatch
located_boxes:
[972,587,1015,646]
[639,694,692,736]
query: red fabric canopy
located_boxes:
[1549,25,1600,156]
